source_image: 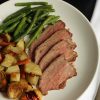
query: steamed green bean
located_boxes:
[15,2,48,6]
[5,22,19,33]
[14,17,27,37]
[3,7,31,23]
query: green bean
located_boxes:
[3,7,31,23]
[26,15,55,47]
[20,23,28,33]
[5,22,19,33]
[38,12,49,20]
[14,17,27,37]
[35,16,59,38]
[24,10,40,35]
[31,5,53,11]
[14,10,40,42]
[47,16,60,24]
[13,23,28,41]
[30,24,40,34]
[0,13,26,30]
[26,17,32,23]
[15,2,48,6]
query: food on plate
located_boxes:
[39,40,77,71]
[34,29,72,64]
[0,71,7,91]
[0,1,77,100]
[21,89,42,100]
[39,54,77,94]
[25,61,42,76]
[7,79,28,99]
[30,19,77,95]
[1,54,17,67]
[26,74,39,86]
[29,20,65,60]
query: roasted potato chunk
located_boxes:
[3,45,13,54]
[19,79,29,90]
[10,46,23,54]
[8,79,28,99]
[25,62,42,76]
[8,82,23,99]
[16,39,25,51]
[3,45,23,54]
[18,52,28,61]
[0,71,7,91]
[10,72,20,82]
[5,33,11,42]
[0,65,4,71]
[6,65,20,74]
[21,89,42,100]
[1,54,17,67]
[34,89,42,100]
[26,84,33,92]
[26,74,39,86]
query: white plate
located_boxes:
[0,0,99,100]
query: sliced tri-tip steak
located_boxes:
[35,29,72,64]
[39,40,77,71]
[39,54,77,94]
[64,50,77,62]
[29,20,65,60]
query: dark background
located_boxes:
[0,0,97,21]
[64,0,97,21]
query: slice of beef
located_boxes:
[35,29,72,64]
[64,50,77,62]
[39,55,77,94]
[29,20,65,60]
[39,40,77,71]
[67,39,77,49]
[58,79,67,89]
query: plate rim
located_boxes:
[0,0,99,99]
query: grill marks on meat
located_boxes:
[39,55,77,94]
[35,29,72,64]
[39,40,76,71]
[29,20,77,94]
[29,20,65,61]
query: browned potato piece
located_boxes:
[9,46,23,54]
[3,45,13,54]
[3,45,23,54]
[8,82,23,99]
[1,54,17,67]
[26,74,39,86]
[20,89,42,100]
[26,84,33,92]
[10,72,20,82]
[8,79,28,99]
[34,89,42,100]
[6,65,20,74]
[5,33,11,42]
[0,34,11,42]
[25,62,42,76]
[16,39,25,51]
[19,79,29,89]
[0,71,7,91]
[0,65,4,71]
[18,52,28,61]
